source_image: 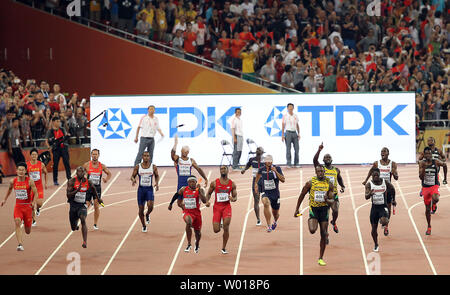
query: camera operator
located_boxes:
[45,116,71,186]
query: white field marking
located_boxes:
[35,171,121,275]
[396,181,437,275]
[299,169,303,275]
[0,170,76,250]
[345,170,370,275]
[233,188,253,275]
[100,171,166,275]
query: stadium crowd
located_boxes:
[31,0,450,120]
[0,69,90,167]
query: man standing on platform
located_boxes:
[231,107,243,171]
[281,103,300,168]
[134,105,164,165]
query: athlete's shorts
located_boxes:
[69,203,88,229]
[14,204,33,228]
[213,204,232,223]
[86,185,101,203]
[370,205,389,225]
[252,177,263,196]
[137,187,154,206]
[422,185,440,206]
[183,210,202,231]
[262,191,280,210]
[309,206,329,223]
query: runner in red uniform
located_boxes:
[177,176,207,254]
[83,149,112,230]
[1,162,38,251]
[206,165,237,254]
[27,148,48,226]
[419,147,447,235]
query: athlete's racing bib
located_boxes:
[424,174,435,186]
[372,193,385,205]
[140,175,152,187]
[216,193,229,203]
[29,171,40,182]
[89,174,101,186]
[314,191,326,203]
[264,179,276,190]
[184,198,197,209]
[179,164,191,176]
[74,192,87,203]
[15,189,28,200]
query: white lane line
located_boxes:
[101,171,166,275]
[345,170,370,275]
[233,188,253,275]
[396,181,437,275]
[299,169,303,275]
[35,171,121,275]
[0,170,76,250]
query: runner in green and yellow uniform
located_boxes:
[313,142,345,234]
[294,165,334,266]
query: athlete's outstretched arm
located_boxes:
[0,180,14,207]
[153,165,160,191]
[392,161,398,181]
[254,172,262,195]
[362,161,377,185]
[230,182,237,202]
[206,181,216,203]
[171,135,179,162]
[294,181,311,217]
[336,167,345,193]
[365,183,374,200]
[198,188,207,204]
[130,165,139,186]
[191,158,208,186]
[241,158,253,174]
[102,163,112,183]
[41,162,48,189]
[313,142,323,168]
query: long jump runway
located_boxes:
[0,164,449,275]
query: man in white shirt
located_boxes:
[281,103,300,167]
[240,0,254,16]
[134,105,164,165]
[230,107,243,170]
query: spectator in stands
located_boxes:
[183,22,197,61]
[102,0,111,22]
[90,0,101,22]
[259,57,277,88]
[281,65,294,90]
[70,107,88,144]
[185,2,197,23]
[136,11,151,44]
[39,81,49,99]
[231,32,245,69]
[53,83,66,111]
[323,65,336,92]
[240,44,257,83]
[172,29,185,59]
[218,30,231,67]
[118,0,134,33]
[31,109,47,145]
[8,117,25,168]
[111,0,119,27]
[155,1,168,42]
[172,15,186,35]
[192,15,206,56]
[208,9,221,49]
[165,0,177,39]
[21,110,34,148]
[211,40,226,71]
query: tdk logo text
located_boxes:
[298,105,408,136]
[129,104,408,138]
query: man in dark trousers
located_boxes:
[45,117,71,186]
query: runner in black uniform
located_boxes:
[67,167,102,248]
[419,147,447,235]
[254,155,285,232]
[241,146,264,225]
[364,168,395,252]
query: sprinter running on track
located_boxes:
[206,165,237,254]
[27,148,48,226]
[83,149,112,230]
[241,146,264,225]
[1,162,38,251]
